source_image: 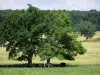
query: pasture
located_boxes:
[0,32,100,75]
[0,32,100,65]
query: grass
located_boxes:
[0,32,100,65]
[0,66,100,75]
[0,32,100,75]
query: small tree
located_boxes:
[75,21,96,40]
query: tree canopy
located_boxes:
[0,5,42,67]
[0,5,86,67]
[0,9,100,31]
[74,21,96,40]
[67,10,100,31]
[38,10,86,65]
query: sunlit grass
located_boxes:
[0,32,100,65]
[0,66,100,75]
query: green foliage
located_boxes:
[0,5,86,66]
[68,10,100,31]
[75,21,96,40]
[1,10,100,31]
[0,10,13,24]
[38,10,86,64]
[57,33,86,60]
[38,10,71,62]
[0,5,42,67]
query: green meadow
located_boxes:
[0,32,100,75]
[0,32,100,65]
[0,66,100,75]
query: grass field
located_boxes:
[0,66,100,75]
[0,32,100,65]
[0,32,100,75]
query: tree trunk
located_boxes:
[46,59,51,67]
[27,53,33,67]
[47,59,50,64]
[86,36,88,41]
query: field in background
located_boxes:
[0,32,100,65]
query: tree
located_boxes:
[75,21,96,40]
[0,5,86,67]
[38,10,86,66]
[38,10,71,65]
[0,5,42,67]
[0,9,13,24]
[68,10,100,31]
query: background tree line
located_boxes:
[0,9,13,24]
[67,10,100,31]
[0,9,100,31]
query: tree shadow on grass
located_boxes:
[0,63,79,68]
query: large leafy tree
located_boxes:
[0,5,43,67]
[75,21,96,40]
[0,5,86,67]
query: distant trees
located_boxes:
[68,10,100,31]
[0,9,100,31]
[74,21,96,40]
[0,5,86,67]
[0,9,12,24]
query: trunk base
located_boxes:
[46,59,52,67]
[27,53,33,67]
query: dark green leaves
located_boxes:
[0,5,86,65]
[75,21,96,40]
